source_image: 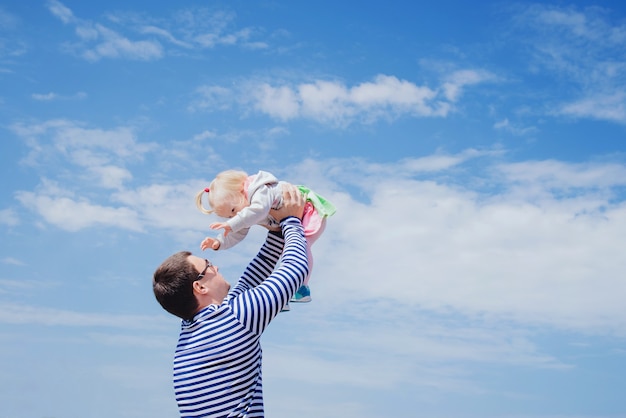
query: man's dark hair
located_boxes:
[153,251,199,321]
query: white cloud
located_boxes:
[0,208,19,226]
[0,257,24,266]
[493,118,537,136]
[0,8,18,30]
[47,0,74,24]
[4,146,626,412]
[46,2,269,61]
[15,189,143,232]
[399,148,501,172]
[112,182,207,232]
[251,83,300,120]
[12,119,153,189]
[193,72,493,126]
[289,156,626,336]
[496,159,626,189]
[189,85,234,112]
[140,25,192,49]
[12,120,142,157]
[192,130,217,141]
[8,133,626,338]
[175,9,266,50]
[31,91,87,101]
[55,123,149,160]
[195,27,265,49]
[0,302,170,330]
[81,23,163,62]
[265,313,567,396]
[47,1,163,61]
[10,119,212,237]
[516,4,626,123]
[90,165,133,189]
[31,92,58,101]
[442,69,494,101]
[558,92,626,123]
[0,7,27,61]
[88,332,173,349]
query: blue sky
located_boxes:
[1,0,626,417]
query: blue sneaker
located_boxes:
[291,285,312,303]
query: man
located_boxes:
[153,185,308,417]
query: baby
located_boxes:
[196,169,335,303]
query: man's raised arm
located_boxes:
[230,185,309,331]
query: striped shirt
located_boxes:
[173,217,309,417]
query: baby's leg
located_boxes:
[303,218,327,286]
[292,213,328,303]
[304,243,313,286]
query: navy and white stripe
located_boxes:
[173,217,308,417]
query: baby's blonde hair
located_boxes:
[195,170,248,215]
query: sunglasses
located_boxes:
[196,259,214,281]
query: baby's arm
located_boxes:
[200,226,250,251]
[210,221,232,236]
[201,185,276,251]
[200,236,220,251]
[227,185,274,232]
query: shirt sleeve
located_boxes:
[229,217,309,335]
[228,230,284,294]
[217,226,251,250]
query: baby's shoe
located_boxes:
[291,285,312,303]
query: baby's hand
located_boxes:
[200,237,221,251]
[210,222,232,236]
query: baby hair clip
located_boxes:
[204,188,210,193]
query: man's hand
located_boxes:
[270,184,306,222]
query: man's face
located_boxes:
[188,255,231,303]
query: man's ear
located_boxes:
[193,280,209,295]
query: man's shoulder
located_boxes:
[177,305,243,342]
[182,304,230,329]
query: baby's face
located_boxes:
[215,200,248,218]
